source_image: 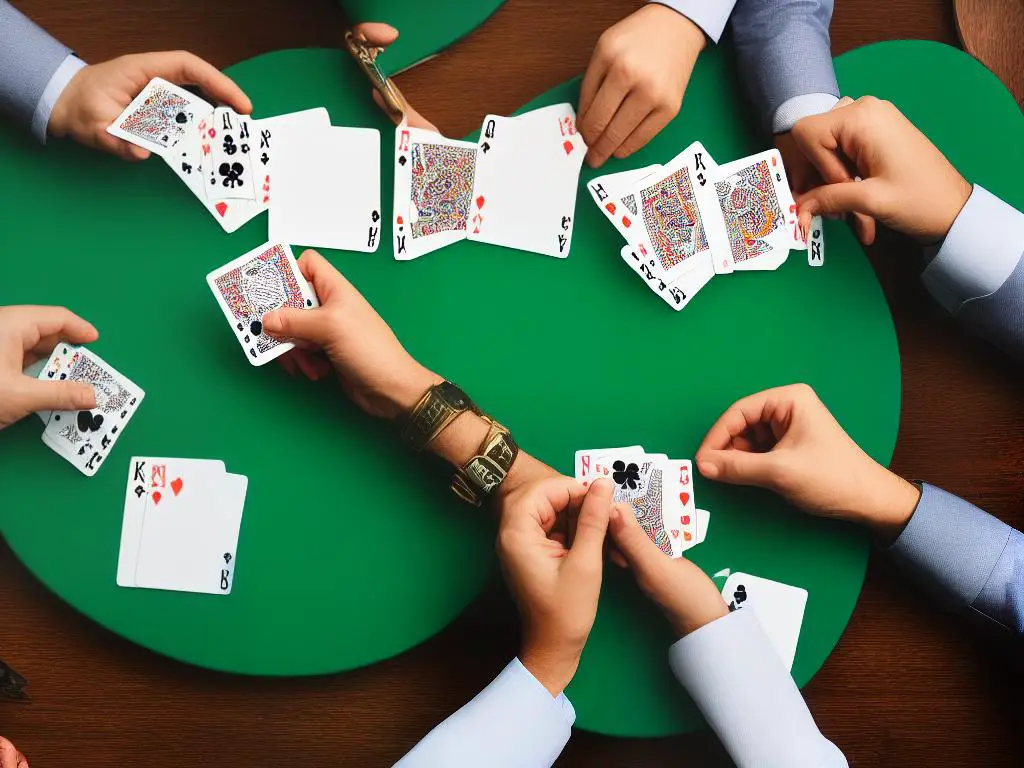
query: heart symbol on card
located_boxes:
[475,195,485,210]
[681,515,690,525]
[171,477,183,497]
[563,140,574,155]
[605,202,616,215]
[679,492,690,506]
[215,202,228,218]
[152,491,162,506]
[622,216,632,228]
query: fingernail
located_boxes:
[697,460,719,479]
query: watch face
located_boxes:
[440,382,471,410]
[467,456,504,493]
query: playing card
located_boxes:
[695,507,711,544]
[587,164,661,241]
[808,215,824,266]
[106,78,211,156]
[39,347,144,477]
[117,457,226,587]
[619,245,714,311]
[269,125,382,253]
[574,445,642,487]
[626,141,722,283]
[209,107,256,201]
[162,119,262,233]
[248,107,331,213]
[711,149,796,272]
[615,460,674,557]
[663,458,699,554]
[133,469,248,595]
[721,571,808,670]
[393,123,477,260]
[467,104,586,258]
[206,241,319,366]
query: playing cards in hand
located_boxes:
[590,142,822,311]
[32,345,144,476]
[575,446,710,558]
[392,103,587,261]
[117,457,248,595]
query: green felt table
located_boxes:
[338,0,507,75]
[0,39,1018,738]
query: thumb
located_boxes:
[608,503,666,576]
[697,448,778,488]
[566,479,613,566]
[798,177,886,231]
[262,307,328,346]
[17,378,96,413]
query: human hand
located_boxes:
[497,477,612,694]
[696,384,920,539]
[352,22,439,132]
[578,4,705,167]
[792,96,972,244]
[0,306,99,430]
[262,250,437,420]
[0,737,28,768]
[609,505,727,637]
[49,51,251,162]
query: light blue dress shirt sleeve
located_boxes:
[669,609,848,768]
[729,0,840,132]
[394,658,574,768]
[0,0,77,140]
[921,185,1024,361]
[887,483,1024,635]
[32,54,87,143]
[648,0,739,44]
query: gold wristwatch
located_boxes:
[401,381,477,451]
[451,418,519,506]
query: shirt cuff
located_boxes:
[669,610,847,768]
[922,185,1024,314]
[887,483,1012,608]
[648,0,738,43]
[32,54,87,144]
[772,93,840,134]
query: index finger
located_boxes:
[146,51,252,114]
[698,389,773,454]
[13,306,98,347]
[352,22,399,48]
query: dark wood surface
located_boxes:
[2,1,1022,766]
[955,0,1024,108]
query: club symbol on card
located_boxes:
[220,162,246,189]
[612,460,641,491]
[76,411,104,433]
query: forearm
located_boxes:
[0,1,81,140]
[730,0,839,132]
[921,185,1024,362]
[670,610,847,768]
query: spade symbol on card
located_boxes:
[371,210,380,223]
[481,142,491,154]
[398,155,407,166]
[175,112,188,125]
[77,411,103,433]
[223,553,233,565]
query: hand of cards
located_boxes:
[393,103,587,260]
[107,79,382,250]
[588,141,826,310]
[575,445,709,558]
[118,457,248,596]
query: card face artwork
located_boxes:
[206,242,319,366]
[627,141,719,283]
[107,78,211,156]
[393,124,477,260]
[721,571,808,671]
[713,149,795,272]
[588,164,661,241]
[117,457,226,587]
[39,346,144,476]
[210,107,256,200]
[467,104,587,258]
[133,466,248,595]
[269,125,382,253]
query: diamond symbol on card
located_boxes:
[215,202,228,218]
[171,478,183,497]
[605,202,616,214]
[562,140,574,155]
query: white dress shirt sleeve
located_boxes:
[648,0,739,44]
[773,92,839,134]
[394,658,575,768]
[922,184,1024,314]
[32,54,87,143]
[669,609,848,768]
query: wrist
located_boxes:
[936,176,974,241]
[852,465,921,540]
[648,3,708,54]
[665,578,729,638]
[520,641,581,696]
[386,365,441,422]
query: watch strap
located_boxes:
[401,381,476,452]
